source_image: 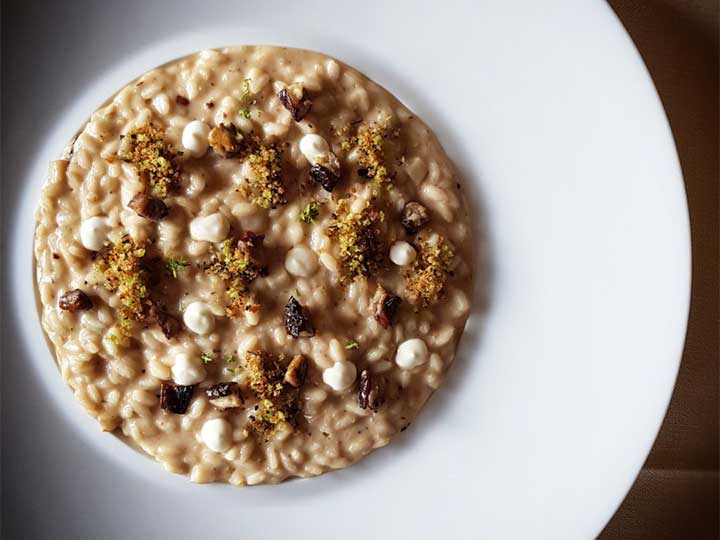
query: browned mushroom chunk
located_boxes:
[128,193,168,221]
[370,285,402,329]
[401,201,430,235]
[358,369,383,412]
[139,256,164,287]
[208,123,243,157]
[277,83,312,122]
[284,296,315,338]
[235,231,269,278]
[149,304,182,339]
[58,289,93,312]
[284,355,307,388]
[309,163,340,192]
[206,382,243,409]
[160,383,194,414]
[237,230,263,255]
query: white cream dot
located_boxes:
[395,338,429,370]
[189,213,229,243]
[299,134,330,164]
[200,418,232,452]
[182,120,210,157]
[171,352,206,385]
[183,301,215,335]
[322,361,357,391]
[79,217,110,251]
[389,241,417,266]
[285,246,318,277]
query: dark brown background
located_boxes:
[601,1,719,538]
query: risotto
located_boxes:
[33,46,473,485]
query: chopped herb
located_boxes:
[225,354,236,364]
[201,352,214,364]
[344,339,359,350]
[294,288,301,298]
[165,257,189,278]
[237,78,256,120]
[299,201,320,224]
[241,79,255,105]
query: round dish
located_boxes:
[6,4,691,538]
[33,46,473,485]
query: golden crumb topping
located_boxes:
[245,141,286,209]
[120,124,181,198]
[344,121,394,192]
[95,237,151,333]
[209,126,286,209]
[205,234,264,317]
[326,197,386,284]
[404,233,455,306]
[244,351,299,435]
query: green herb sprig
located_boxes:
[165,257,189,278]
[344,339,359,350]
[299,202,319,224]
[239,78,256,119]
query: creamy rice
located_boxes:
[34,46,473,485]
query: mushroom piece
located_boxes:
[369,285,402,329]
[235,231,268,277]
[309,163,340,193]
[277,82,312,122]
[149,304,182,339]
[400,201,430,235]
[284,355,307,388]
[160,383,194,414]
[139,256,164,287]
[205,382,243,410]
[128,193,168,221]
[208,123,244,158]
[284,296,315,338]
[358,369,383,412]
[237,230,263,255]
[58,289,93,312]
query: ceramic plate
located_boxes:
[2,1,690,539]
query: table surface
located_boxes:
[602,1,719,538]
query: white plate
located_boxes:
[3,2,690,539]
